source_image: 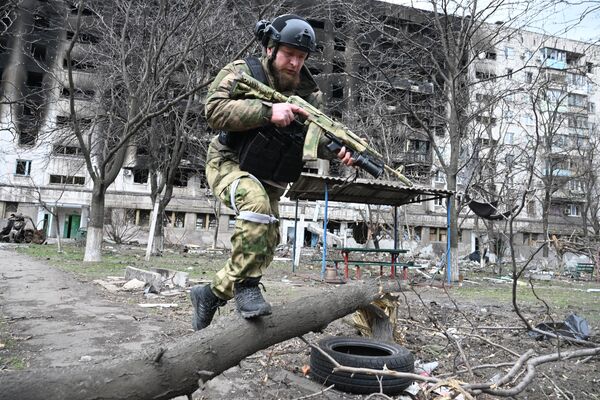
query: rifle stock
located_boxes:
[234,72,412,186]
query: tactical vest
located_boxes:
[218,56,305,183]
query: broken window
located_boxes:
[137,210,151,227]
[429,227,447,242]
[525,71,533,83]
[334,37,346,52]
[56,115,70,127]
[31,43,47,62]
[26,71,44,88]
[434,126,445,137]
[132,169,148,184]
[175,213,185,228]
[4,202,18,218]
[407,139,430,154]
[23,104,36,116]
[53,144,82,156]
[568,93,587,108]
[15,160,32,176]
[332,60,345,73]
[125,209,136,224]
[334,15,346,29]
[475,70,496,81]
[63,58,96,70]
[61,87,95,99]
[33,14,50,30]
[49,175,85,185]
[307,19,325,30]
[484,51,496,60]
[165,211,186,228]
[172,169,189,187]
[195,213,216,230]
[332,84,344,99]
[523,232,539,246]
[18,131,37,146]
[308,66,322,76]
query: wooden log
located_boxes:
[0,280,393,400]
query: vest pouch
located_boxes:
[238,131,283,180]
[272,137,304,182]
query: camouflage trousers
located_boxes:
[205,136,284,300]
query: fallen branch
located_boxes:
[291,384,335,400]
[469,347,600,396]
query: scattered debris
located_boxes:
[122,279,146,291]
[526,271,554,281]
[154,268,188,288]
[92,279,120,293]
[138,303,178,308]
[160,289,185,297]
[414,360,439,376]
[125,266,164,292]
[482,277,511,284]
[402,382,421,397]
[301,364,310,376]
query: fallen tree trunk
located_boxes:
[0,280,390,400]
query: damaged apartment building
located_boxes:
[1,0,598,259]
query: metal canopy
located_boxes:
[286,173,453,207]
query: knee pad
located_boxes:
[230,176,278,225]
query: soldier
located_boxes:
[191,14,354,330]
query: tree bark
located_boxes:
[0,280,388,400]
[84,187,105,262]
[542,188,551,258]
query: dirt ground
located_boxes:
[1,244,599,399]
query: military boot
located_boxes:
[234,277,272,318]
[190,284,227,330]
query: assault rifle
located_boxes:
[233,72,412,186]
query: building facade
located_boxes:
[1,1,598,260]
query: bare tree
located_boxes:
[310,0,551,280]
[58,0,258,261]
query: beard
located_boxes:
[270,63,300,92]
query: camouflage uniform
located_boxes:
[205,56,324,300]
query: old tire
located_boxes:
[310,336,414,395]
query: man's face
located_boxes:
[267,44,308,91]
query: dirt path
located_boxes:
[0,247,188,368]
[0,247,354,400]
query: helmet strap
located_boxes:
[268,44,279,65]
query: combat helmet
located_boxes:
[255,14,317,54]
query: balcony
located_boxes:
[569,127,589,137]
[543,168,572,178]
[542,58,567,70]
[551,188,585,201]
[393,151,433,165]
[543,70,567,87]
[391,77,434,95]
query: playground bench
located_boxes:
[575,263,595,279]
[317,258,415,280]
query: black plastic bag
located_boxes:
[528,313,590,341]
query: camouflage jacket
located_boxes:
[205,56,323,132]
